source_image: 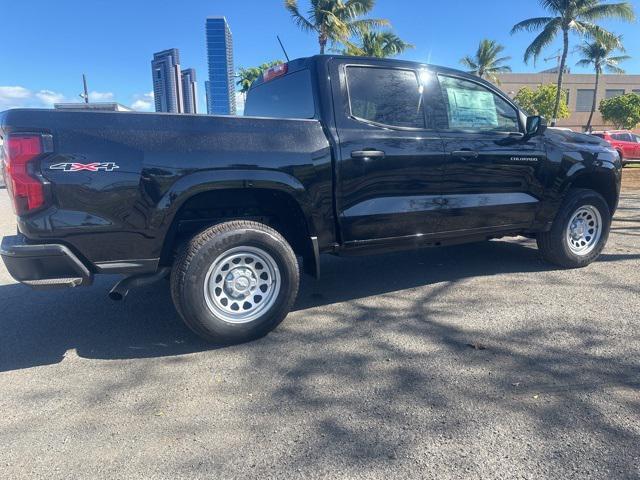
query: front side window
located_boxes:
[346,66,425,129]
[437,75,519,133]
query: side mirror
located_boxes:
[526,116,547,137]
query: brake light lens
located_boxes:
[4,134,46,215]
[263,63,288,82]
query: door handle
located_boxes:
[351,150,386,159]
[451,150,479,159]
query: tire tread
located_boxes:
[170,220,299,343]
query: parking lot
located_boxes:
[1,173,639,479]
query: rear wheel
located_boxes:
[537,189,611,268]
[618,151,627,167]
[171,220,299,344]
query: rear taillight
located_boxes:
[3,134,47,215]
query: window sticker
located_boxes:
[445,87,498,129]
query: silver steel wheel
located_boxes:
[565,205,602,256]
[204,246,281,324]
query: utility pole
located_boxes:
[80,74,89,103]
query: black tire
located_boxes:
[171,220,299,344]
[618,151,626,167]
[537,189,611,269]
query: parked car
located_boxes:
[591,130,640,166]
[1,56,622,344]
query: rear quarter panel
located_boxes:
[2,109,333,265]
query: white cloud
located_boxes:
[34,90,66,106]
[0,85,67,110]
[89,91,115,102]
[131,91,154,112]
[0,86,31,100]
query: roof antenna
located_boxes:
[277,35,290,62]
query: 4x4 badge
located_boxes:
[50,162,120,172]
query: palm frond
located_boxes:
[492,56,513,66]
[348,18,390,36]
[285,0,316,32]
[538,0,565,15]
[607,55,632,63]
[344,0,376,17]
[575,59,593,67]
[523,18,562,63]
[579,2,636,22]
[488,65,513,73]
[460,56,479,71]
[604,63,626,74]
[511,16,556,34]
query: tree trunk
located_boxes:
[552,28,570,126]
[319,33,327,55]
[586,68,600,132]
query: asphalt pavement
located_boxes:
[0,187,639,479]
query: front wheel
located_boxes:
[537,189,611,269]
[171,220,300,344]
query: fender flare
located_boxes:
[152,169,318,235]
[151,169,322,277]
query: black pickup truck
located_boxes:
[1,56,621,343]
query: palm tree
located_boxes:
[344,30,413,58]
[285,0,389,54]
[460,39,512,84]
[576,33,629,130]
[511,0,635,125]
[236,61,284,97]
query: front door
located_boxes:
[612,132,639,159]
[433,74,547,233]
[330,60,447,244]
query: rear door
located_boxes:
[433,73,547,233]
[330,60,447,243]
[612,133,636,159]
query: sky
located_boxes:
[1,0,639,113]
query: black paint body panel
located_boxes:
[0,56,622,278]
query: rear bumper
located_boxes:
[0,234,93,289]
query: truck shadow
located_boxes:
[0,237,638,373]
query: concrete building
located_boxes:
[204,80,211,114]
[151,48,184,113]
[495,72,640,132]
[181,68,198,114]
[205,17,236,115]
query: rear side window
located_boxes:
[244,69,315,119]
[438,75,519,133]
[346,66,425,129]
[612,133,632,141]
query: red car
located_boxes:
[591,130,640,166]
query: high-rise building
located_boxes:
[181,68,198,114]
[151,48,184,113]
[204,80,211,114]
[205,17,236,115]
